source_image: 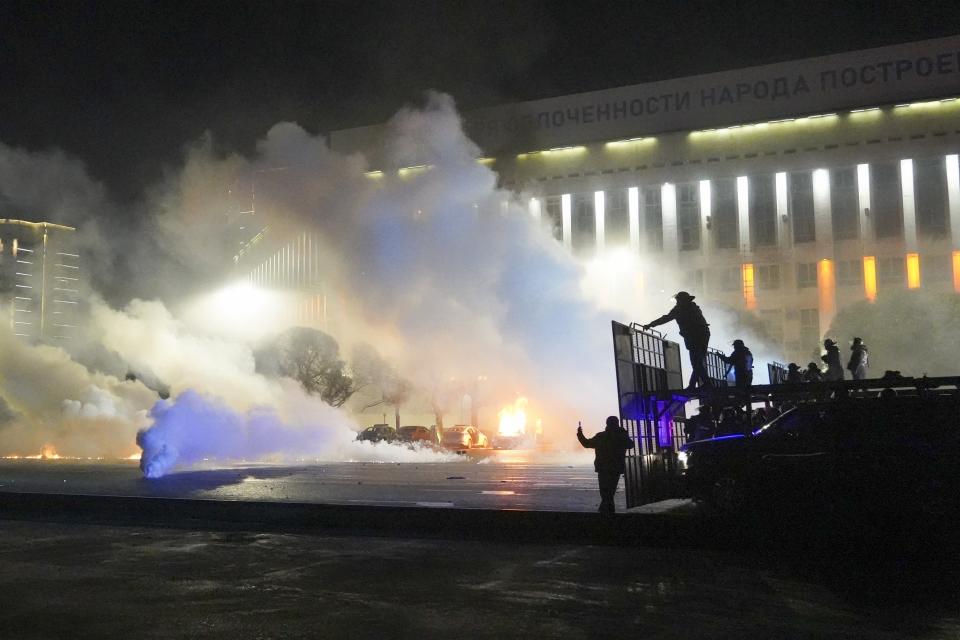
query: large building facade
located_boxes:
[328,36,960,362]
[0,219,81,342]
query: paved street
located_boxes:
[0,455,630,512]
[1,519,957,639]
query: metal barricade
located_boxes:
[612,321,687,507]
[768,361,789,385]
[706,348,732,387]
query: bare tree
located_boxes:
[353,343,412,429]
[258,327,362,407]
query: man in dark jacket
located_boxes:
[642,291,712,390]
[577,416,634,515]
[847,337,869,380]
[721,339,754,389]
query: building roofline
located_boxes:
[0,219,76,232]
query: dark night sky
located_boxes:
[1,0,958,202]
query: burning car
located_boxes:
[441,425,489,450]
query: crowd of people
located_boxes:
[641,290,871,390]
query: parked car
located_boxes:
[397,425,437,445]
[681,396,960,514]
[356,424,397,443]
[441,425,489,450]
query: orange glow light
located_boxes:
[741,263,756,310]
[863,256,877,302]
[906,253,921,289]
[818,259,836,329]
[953,251,960,293]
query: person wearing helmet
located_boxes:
[821,339,844,381]
[803,362,824,383]
[721,339,754,389]
[642,291,712,390]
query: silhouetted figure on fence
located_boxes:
[721,339,754,389]
[803,362,823,383]
[577,416,634,516]
[786,363,803,384]
[821,339,845,381]
[642,291,712,390]
[847,337,869,380]
[716,407,744,436]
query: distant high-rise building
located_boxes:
[0,220,81,342]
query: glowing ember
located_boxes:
[497,397,528,437]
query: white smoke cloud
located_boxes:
[0,91,810,476]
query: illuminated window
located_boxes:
[604,189,629,246]
[877,256,906,287]
[750,174,777,247]
[678,183,701,251]
[545,196,562,242]
[914,157,948,238]
[831,168,859,240]
[796,263,817,288]
[871,164,903,239]
[572,194,595,255]
[799,308,820,346]
[712,178,738,249]
[643,187,663,251]
[755,264,781,290]
[790,172,816,243]
[836,260,864,287]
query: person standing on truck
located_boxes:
[786,363,803,384]
[847,337,869,380]
[803,362,824,383]
[821,339,845,381]
[577,416,634,516]
[721,339,754,390]
[642,291,712,390]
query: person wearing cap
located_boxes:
[720,339,754,390]
[786,362,803,384]
[803,362,824,383]
[642,291,712,390]
[847,337,869,380]
[821,339,844,381]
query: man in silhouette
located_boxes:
[847,337,869,380]
[822,339,845,381]
[786,363,803,384]
[577,416,634,515]
[721,339,754,390]
[643,291,712,390]
[803,362,823,383]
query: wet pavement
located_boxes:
[2,519,958,639]
[0,457,622,512]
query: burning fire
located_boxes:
[497,397,528,437]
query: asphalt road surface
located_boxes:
[2,519,958,639]
[0,452,636,512]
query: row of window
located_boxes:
[689,254,954,294]
[541,155,955,253]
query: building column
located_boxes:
[900,159,921,289]
[529,197,541,220]
[812,168,833,256]
[736,176,750,254]
[775,172,789,247]
[945,154,960,292]
[594,191,605,254]
[627,187,641,253]
[661,183,678,257]
[561,194,572,250]
[699,180,711,260]
[857,163,873,245]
